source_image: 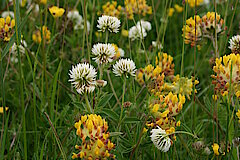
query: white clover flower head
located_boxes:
[67,10,82,22]
[150,126,171,152]
[69,63,97,94]
[137,20,152,31]
[112,58,136,78]
[129,25,147,41]
[229,35,240,54]
[11,40,27,55]
[92,43,116,65]
[97,15,121,33]
[1,11,14,18]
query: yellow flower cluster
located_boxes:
[124,0,152,19]
[187,0,204,8]
[136,53,175,85]
[32,26,51,44]
[49,6,65,18]
[212,53,240,97]
[102,1,122,18]
[164,75,199,100]
[182,15,202,46]
[137,52,198,142]
[72,114,115,159]
[183,12,224,46]
[201,12,224,36]
[0,16,15,41]
[112,44,123,59]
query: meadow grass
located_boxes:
[0,0,240,159]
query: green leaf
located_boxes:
[123,117,141,124]
[50,60,62,121]
[97,93,113,108]
[99,108,119,121]
[109,132,123,137]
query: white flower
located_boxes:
[97,15,121,33]
[69,63,97,94]
[129,25,147,41]
[112,58,136,77]
[10,40,27,63]
[67,10,90,32]
[74,20,90,32]
[92,43,116,65]
[152,41,163,49]
[137,20,152,31]
[229,35,240,54]
[150,126,171,152]
[67,10,82,22]
[1,11,14,18]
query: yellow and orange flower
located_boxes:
[0,16,15,41]
[72,114,115,159]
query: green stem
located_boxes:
[119,77,126,124]
[13,1,27,159]
[84,93,93,113]
[105,30,109,44]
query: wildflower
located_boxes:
[72,114,115,159]
[155,53,175,77]
[69,63,97,94]
[67,10,91,32]
[212,143,220,156]
[97,15,121,33]
[0,107,9,113]
[149,93,185,117]
[96,80,107,88]
[232,137,240,147]
[113,58,136,77]
[1,11,14,18]
[32,26,51,44]
[124,0,152,19]
[168,8,175,17]
[201,12,224,36]
[10,40,27,63]
[102,1,122,18]
[152,41,163,50]
[91,43,116,65]
[182,15,202,46]
[0,16,15,41]
[174,4,183,13]
[229,35,240,54]
[187,0,204,8]
[236,109,240,123]
[40,0,47,5]
[164,75,198,99]
[49,6,65,18]
[137,20,152,31]
[212,54,240,97]
[67,10,82,22]
[129,25,147,41]
[150,126,171,152]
